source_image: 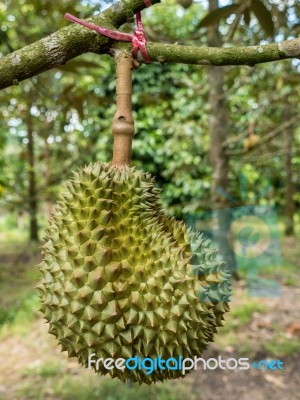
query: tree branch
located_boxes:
[1,0,300,90]
[144,38,300,66]
[0,0,160,90]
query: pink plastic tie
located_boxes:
[65,6,151,63]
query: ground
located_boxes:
[0,234,299,400]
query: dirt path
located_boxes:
[188,350,300,400]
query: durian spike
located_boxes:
[112,51,134,167]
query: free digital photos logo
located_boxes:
[187,173,282,298]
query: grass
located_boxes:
[17,370,193,400]
[0,226,42,338]
[22,360,65,378]
[0,291,40,338]
[264,334,300,358]
[215,299,268,357]
[221,299,267,333]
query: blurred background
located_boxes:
[0,0,299,399]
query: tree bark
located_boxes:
[208,0,237,275]
[284,104,294,236]
[26,110,39,242]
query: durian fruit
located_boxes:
[37,162,231,384]
[178,0,193,9]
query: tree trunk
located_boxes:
[284,104,294,236]
[44,136,53,220]
[26,109,39,242]
[207,0,237,275]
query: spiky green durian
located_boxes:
[38,162,231,384]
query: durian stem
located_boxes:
[112,52,134,167]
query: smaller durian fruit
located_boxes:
[244,124,260,152]
[243,134,260,151]
[178,0,193,8]
[38,162,231,384]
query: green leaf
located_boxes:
[197,4,242,28]
[251,0,274,37]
